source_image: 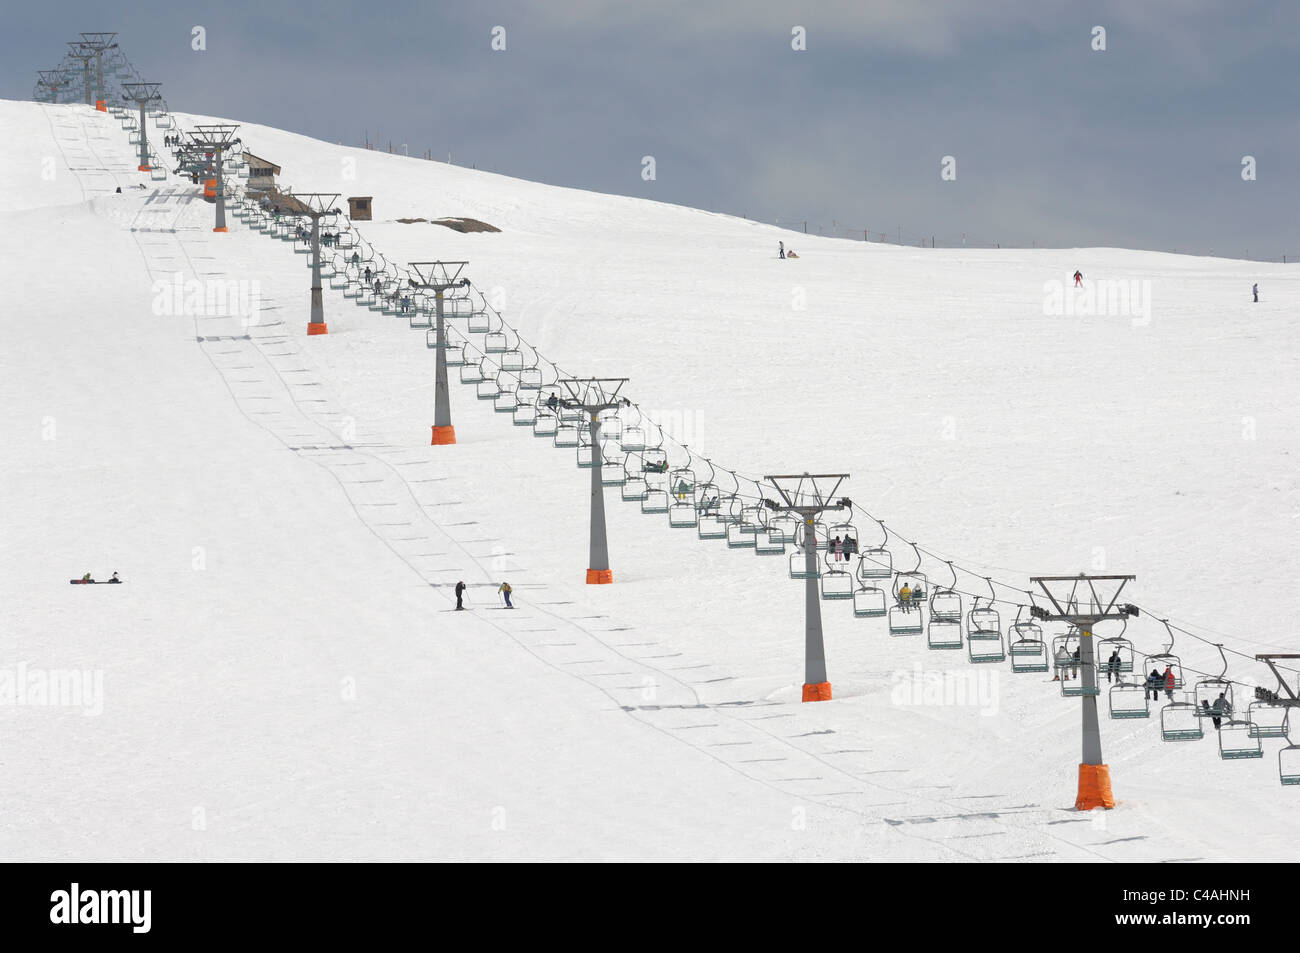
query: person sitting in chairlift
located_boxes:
[1163,665,1176,700]
[1146,668,1162,700]
[1107,649,1121,683]
[546,394,559,412]
[676,479,691,501]
[830,536,842,562]
[1210,691,1231,729]
[899,582,912,608]
[1054,645,1070,681]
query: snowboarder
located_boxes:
[498,582,513,608]
[454,581,467,610]
[778,240,785,259]
[1252,283,1259,303]
[1146,668,1163,701]
[1073,270,1083,287]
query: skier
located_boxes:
[498,582,513,608]
[80,572,93,583]
[1073,270,1083,287]
[1163,665,1177,701]
[1146,668,1163,701]
[1054,645,1070,681]
[109,571,120,584]
[454,580,467,610]
[778,240,785,260]
[786,249,799,259]
[1252,282,1259,303]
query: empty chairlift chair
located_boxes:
[1279,716,1300,785]
[820,546,853,601]
[1247,700,1290,739]
[728,505,765,550]
[1009,615,1050,674]
[1108,678,1150,719]
[1159,697,1204,742]
[966,579,1005,663]
[620,457,649,502]
[788,522,821,580]
[1218,719,1264,760]
[853,584,887,619]
[856,521,893,581]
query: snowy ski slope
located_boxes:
[2,99,1297,862]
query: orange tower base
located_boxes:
[213,226,228,233]
[1075,763,1115,810]
[802,681,832,702]
[431,425,456,445]
[138,164,151,172]
[96,100,106,112]
[307,322,328,335]
[586,569,613,585]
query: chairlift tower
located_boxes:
[1030,574,1138,810]
[67,43,94,105]
[764,473,850,701]
[558,378,630,584]
[36,71,66,103]
[78,33,118,108]
[186,124,241,233]
[409,262,469,444]
[282,192,341,336]
[121,82,162,172]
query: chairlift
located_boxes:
[826,519,858,568]
[857,520,893,580]
[1009,602,1049,673]
[533,412,558,438]
[467,311,491,334]
[668,461,699,528]
[1108,678,1151,719]
[1097,616,1136,675]
[728,505,765,550]
[554,421,580,449]
[754,525,785,556]
[788,522,820,578]
[1143,619,1185,691]
[1280,715,1300,785]
[927,618,963,650]
[820,543,853,600]
[967,577,1005,663]
[513,399,537,427]
[893,542,927,611]
[888,603,924,636]
[621,458,649,501]
[1191,644,1235,725]
[1159,697,1205,741]
[1247,700,1290,739]
[476,376,501,401]
[1218,719,1264,760]
[853,585,887,618]
[929,561,963,623]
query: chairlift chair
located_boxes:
[459,362,483,384]
[513,399,538,427]
[518,367,543,390]
[1009,619,1049,674]
[966,579,1006,663]
[620,425,646,452]
[753,528,786,555]
[728,506,765,549]
[484,330,508,353]
[533,412,558,438]
[1246,700,1290,739]
[554,421,580,449]
[888,604,924,636]
[1218,719,1264,760]
[820,545,853,599]
[1192,645,1234,722]
[929,562,962,623]
[621,464,649,501]
[927,618,963,650]
[1160,699,1205,742]
[467,311,491,334]
[1144,619,1186,690]
[476,377,501,401]
[853,586,887,618]
[788,524,820,578]
[641,485,670,515]
[1108,680,1151,719]
[1279,716,1300,785]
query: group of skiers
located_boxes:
[453,581,513,610]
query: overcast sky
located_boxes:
[7,0,1298,258]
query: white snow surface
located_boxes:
[2,100,1298,862]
